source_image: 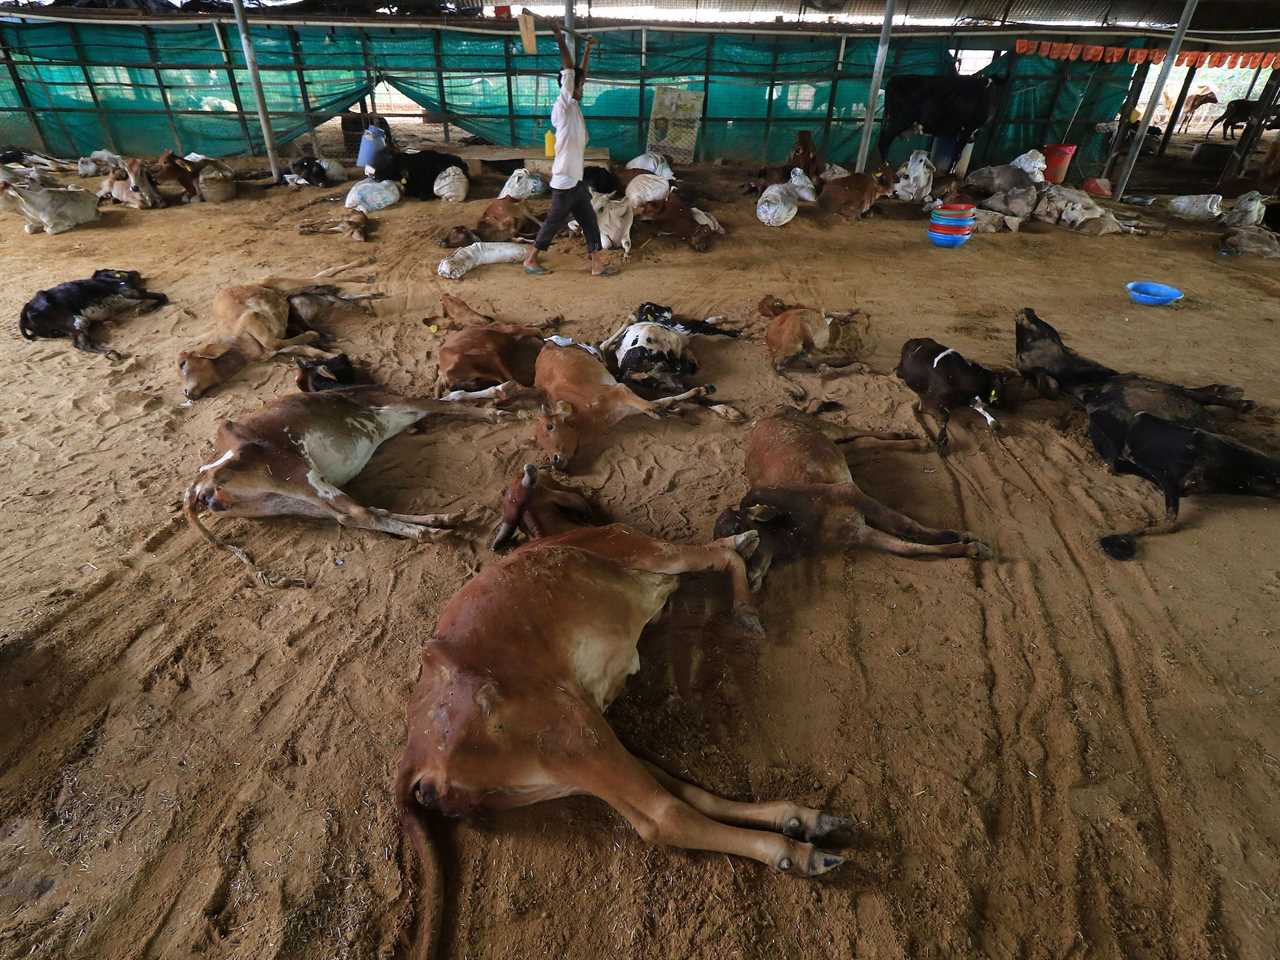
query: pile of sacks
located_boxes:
[962,150,1134,236]
[757,168,818,227]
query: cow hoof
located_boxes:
[783,811,855,846]
[732,606,766,638]
[968,542,993,560]
[779,845,846,878]
[1099,534,1137,561]
[732,529,760,558]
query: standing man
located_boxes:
[524,26,618,277]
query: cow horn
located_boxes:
[490,520,517,551]
[521,463,538,488]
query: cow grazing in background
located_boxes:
[896,338,1008,452]
[19,269,167,360]
[184,387,504,585]
[1206,97,1280,140]
[714,411,989,586]
[878,75,1000,170]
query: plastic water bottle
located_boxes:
[544,129,556,158]
[357,126,388,169]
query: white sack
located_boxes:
[345,177,401,213]
[433,166,469,202]
[437,241,528,280]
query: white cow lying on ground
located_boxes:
[571,189,635,256]
[0,179,101,234]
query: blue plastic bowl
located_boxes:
[928,231,971,248]
[1126,281,1183,306]
[931,215,976,226]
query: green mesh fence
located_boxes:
[0,19,1136,178]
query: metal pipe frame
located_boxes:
[229,0,281,180]
[856,0,895,173]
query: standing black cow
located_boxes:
[1206,98,1280,140]
[878,75,1000,170]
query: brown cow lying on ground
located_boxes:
[439,197,544,247]
[715,411,990,584]
[395,463,848,956]
[184,386,503,585]
[758,295,870,374]
[150,149,204,202]
[430,295,548,398]
[299,209,370,242]
[178,271,382,399]
[97,158,163,209]
[818,169,893,219]
[634,192,721,252]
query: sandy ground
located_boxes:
[1,161,1279,960]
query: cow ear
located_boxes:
[553,400,574,420]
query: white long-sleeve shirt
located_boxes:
[550,68,588,190]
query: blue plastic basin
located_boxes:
[928,231,971,248]
[1126,281,1183,306]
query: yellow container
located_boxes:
[544,129,556,157]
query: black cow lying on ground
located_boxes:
[896,338,1008,452]
[19,269,167,360]
[879,75,1000,171]
[1015,307,1270,559]
[582,165,622,196]
[368,147,467,200]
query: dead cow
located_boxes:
[431,295,547,398]
[299,209,371,242]
[714,411,990,585]
[758,295,869,372]
[534,343,710,471]
[634,193,722,252]
[439,197,543,247]
[184,387,503,584]
[818,169,893,219]
[19,269,167,360]
[395,466,849,958]
[895,338,1008,451]
[150,150,204,202]
[97,158,163,210]
[178,274,381,399]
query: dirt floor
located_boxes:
[1,157,1279,960]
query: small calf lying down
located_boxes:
[531,343,710,471]
[294,353,368,393]
[432,295,546,396]
[150,150,203,202]
[634,192,721,252]
[184,387,502,585]
[20,269,167,360]
[1087,406,1280,560]
[817,170,893,219]
[714,411,990,585]
[396,467,849,955]
[97,158,163,210]
[758,295,869,373]
[439,197,543,247]
[600,301,740,393]
[178,276,380,399]
[299,209,370,242]
[895,338,1007,451]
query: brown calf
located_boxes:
[818,170,893,219]
[150,149,204,202]
[714,411,990,584]
[299,209,370,242]
[758,295,869,372]
[634,192,719,252]
[532,343,708,470]
[178,274,380,399]
[97,158,163,210]
[439,197,543,247]
[184,386,502,585]
[396,464,847,955]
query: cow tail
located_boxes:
[395,765,444,960]
[18,304,36,341]
[182,482,305,588]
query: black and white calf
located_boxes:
[600,302,740,393]
[19,269,167,360]
[896,337,1007,451]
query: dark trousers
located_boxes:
[534,182,602,253]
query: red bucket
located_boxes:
[1043,144,1077,184]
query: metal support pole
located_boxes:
[856,0,895,173]
[1158,63,1196,155]
[144,26,184,153]
[212,21,254,153]
[0,33,49,152]
[698,34,712,161]
[288,26,318,150]
[229,0,282,181]
[68,24,118,153]
[431,29,449,143]
[821,36,845,153]
[1217,69,1280,187]
[564,0,575,60]
[1112,0,1199,200]
[764,36,779,157]
[638,27,646,155]
[1102,58,1149,175]
[504,35,517,146]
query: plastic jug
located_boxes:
[544,129,556,158]
[357,126,388,169]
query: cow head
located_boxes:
[439,225,480,248]
[178,345,233,400]
[120,158,163,209]
[533,400,580,471]
[492,463,599,549]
